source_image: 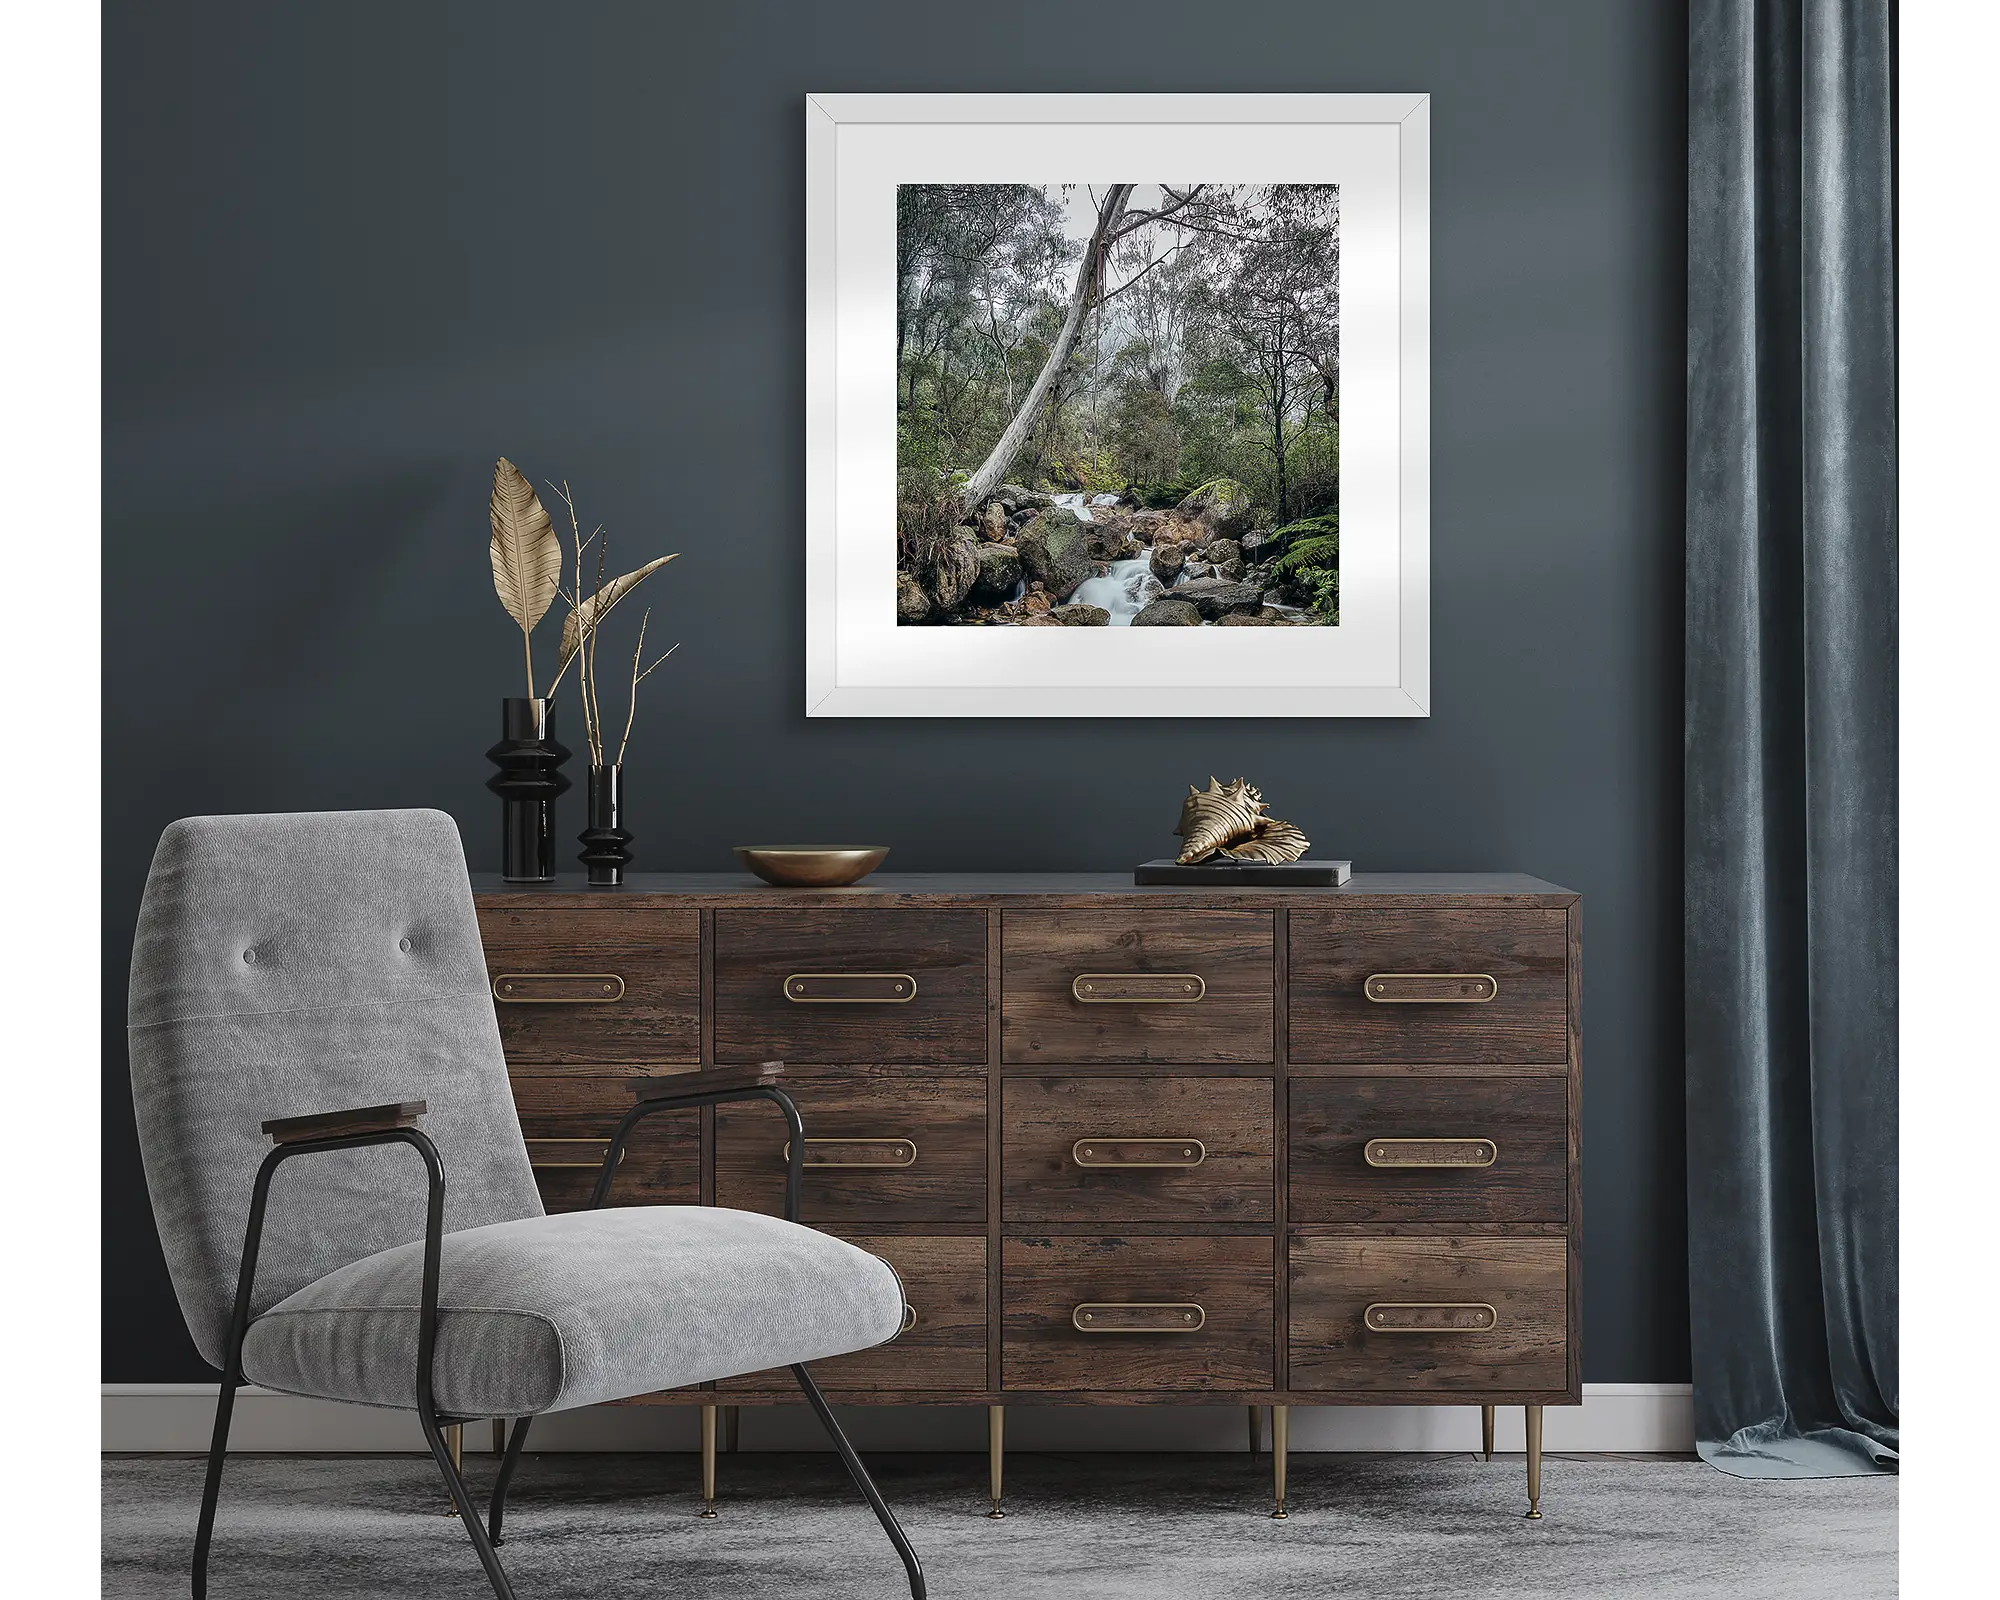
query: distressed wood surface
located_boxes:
[720,1236,987,1393]
[715,1072,987,1222]
[1002,1076,1274,1223]
[1289,1076,1567,1223]
[1288,1236,1567,1392]
[713,908,987,1064]
[1002,1235,1274,1391]
[510,1075,700,1210]
[1288,908,1569,1065]
[627,1061,784,1101]
[263,1101,426,1144]
[478,905,701,1066]
[479,877,1582,1409]
[474,871,1579,906]
[1001,910,1275,1064]
[1567,901,1585,1399]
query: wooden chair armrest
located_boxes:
[262,1100,429,1145]
[625,1063,784,1103]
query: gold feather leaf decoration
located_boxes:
[1174,776,1269,864]
[1219,818,1311,864]
[555,554,680,679]
[489,458,563,636]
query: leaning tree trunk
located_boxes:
[957,185,1133,513]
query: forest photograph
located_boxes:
[896,183,1340,628]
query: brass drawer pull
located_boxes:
[1364,973,1497,1003]
[1364,1138,1497,1168]
[493,973,626,1003]
[1072,1138,1207,1169]
[1363,1302,1499,1333]
[902,1303,918,1334]
[784,973,918,1003]
[526,1138,628,1171]
[1071,973,1206,1003]
[780,1137,919,1169]
[1072,1302,1207,1333]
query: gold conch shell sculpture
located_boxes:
[1173,777,1312,865]
[1222,818,1311,863]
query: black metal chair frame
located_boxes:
[193,1080,926,1598]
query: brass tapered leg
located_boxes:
[1524,1405,1543,1519]
[987,1405,1006,1518]
[722,1404,740,1454]
[441,1423,464,1516]
[1248,1405,1263,1456]
[700,1404,719,1518]
[1271,1405,1289,1520]
[1481,1404,1495,1461]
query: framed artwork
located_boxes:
[806,93,1429,717]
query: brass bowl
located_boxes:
[734,846,889,888]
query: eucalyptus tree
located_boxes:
[1184,186,1340,521]
[896,184,1065,426]
[955,185,1238,511]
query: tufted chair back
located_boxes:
[128,809,544,1368]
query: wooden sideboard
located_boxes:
[471,872,1581,1520]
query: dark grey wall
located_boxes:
[105,0,1688,1382]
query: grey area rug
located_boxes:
[103,1451,1895,1599]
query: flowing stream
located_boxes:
[1049,491,1122,523]
[1048,492,1172,624]
[1070,556,1160,624]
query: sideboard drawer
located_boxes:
[713,910,987,1065]
[1002,1077,1273,1223]
[720,1235,987,1394]
[479,907,702,1067]
[510,1075,700,1213]
[1289,1236,1567,1392]
[714,1072,986,1222]
[1000,910,1274,1065]
[1289,1077,1568,1223]
[1002,1236,1274,1391]
[1288,909,1569,1065]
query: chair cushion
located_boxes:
[238,1207,906,1418]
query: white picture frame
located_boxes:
[806,93,1430,718]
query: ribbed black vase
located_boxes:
[485,697,571,882]
[578,764,634,887]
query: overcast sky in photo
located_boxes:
[1055,184,1173,245]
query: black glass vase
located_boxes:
[485,697,571,882]
[578,764,634,887]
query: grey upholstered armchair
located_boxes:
[127,809,924,1598]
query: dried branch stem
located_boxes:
[535,473,680,767]
[616,610,649,766]
[617,636,680,766]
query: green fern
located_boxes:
[1271,531,1339,576]
[1269,520,1340,622]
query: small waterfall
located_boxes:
[1050,491,1123,524]
[1048,492,1155,622]
[1070,555,1158,625]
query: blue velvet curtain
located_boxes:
[1685,0,1897,1477]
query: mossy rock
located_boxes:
[896,571,933,624]
[929,533,979,611]
[1015,509,1094,601]
[970,542,1022,603]
[1175,477,1257,537]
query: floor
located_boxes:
[102,1449,1897,1598]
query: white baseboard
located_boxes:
[103,1383,1692,1455]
